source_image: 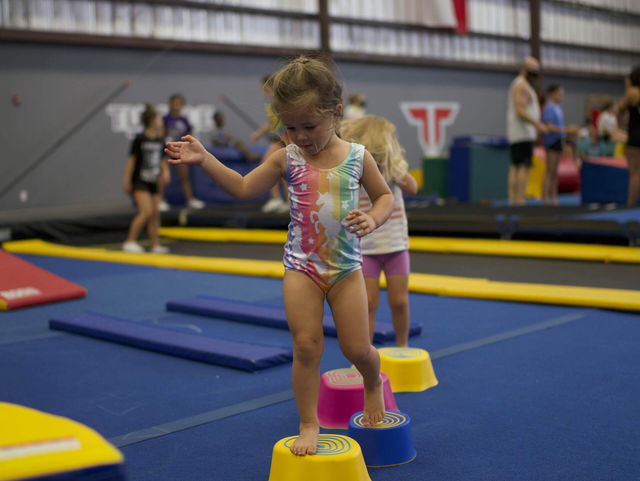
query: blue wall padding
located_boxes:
[449,136,510,203]
[166,296,422,343]
[448,146,470,203]
[580,161,633,205]
[49,312,292,372]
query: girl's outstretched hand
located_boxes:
[165,135,208,165]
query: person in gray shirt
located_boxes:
[506,57,548,206]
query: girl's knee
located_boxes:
[388,293,409,312]
[293,336,323,365]
[137,210,153,223]
[341,343,373,365]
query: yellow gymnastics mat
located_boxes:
[4,239,640,312]
[0,402,124,481]
[157,227,640,265]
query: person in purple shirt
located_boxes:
[542,84,567,206]
[162,94,205,210]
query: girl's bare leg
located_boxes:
[283,271,326,456]
[328,271,385,426]
[364,276,380,343]
[544,150,561,206]
[177,164,193,201]
[385,274,410,347]
[627,147,640,207]
[126,191,153,243]
[148,194,161,248]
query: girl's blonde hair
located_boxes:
[267,55,343,132]
[341,115,408,184]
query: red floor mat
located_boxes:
[0,250,86,310]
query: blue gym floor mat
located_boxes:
[9,253,640,480]
[166,295,423,343]
[491,193,581,207]
[570,206,640,222]
[50,312,293,372]
[120,309,640,481]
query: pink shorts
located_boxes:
[362,250,410,278]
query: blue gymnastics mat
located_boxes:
[49,312,293,372]
[570,207,640,222]
[166,296,422,343]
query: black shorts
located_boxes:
[132,181,159,195]
[546,139,563,153]
[510,141,534,167]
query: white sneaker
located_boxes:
[150,245,170,254]
[158,200,170,212]
[123,241,145,253]
[276,201,291,214]
[187,198,205,209]
[261,197,284,213]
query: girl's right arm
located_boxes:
[123,154,135,194]
[165,135,284,200]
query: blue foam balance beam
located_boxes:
[49,312,293,372]
[166,296,422,343]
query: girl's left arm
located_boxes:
[347,150,393,238]
[399,172,418,196]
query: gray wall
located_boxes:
[0,42,625,218]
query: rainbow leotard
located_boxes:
[283,143,364,292]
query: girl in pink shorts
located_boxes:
[341,115,418,346]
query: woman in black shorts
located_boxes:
[620,66,640,207]
[122,104,170,253]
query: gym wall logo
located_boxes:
[400,102,460,157]
[0,287,42,301]
[105,103,216,140]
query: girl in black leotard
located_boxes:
[620,66,640,207]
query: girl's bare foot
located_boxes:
[290,423,319,456]
[363,375,385,426]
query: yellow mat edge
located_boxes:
[4,239,640,312]
[158,227,640,265]
[0,402,124,481]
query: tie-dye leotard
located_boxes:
[283,142,364,292]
